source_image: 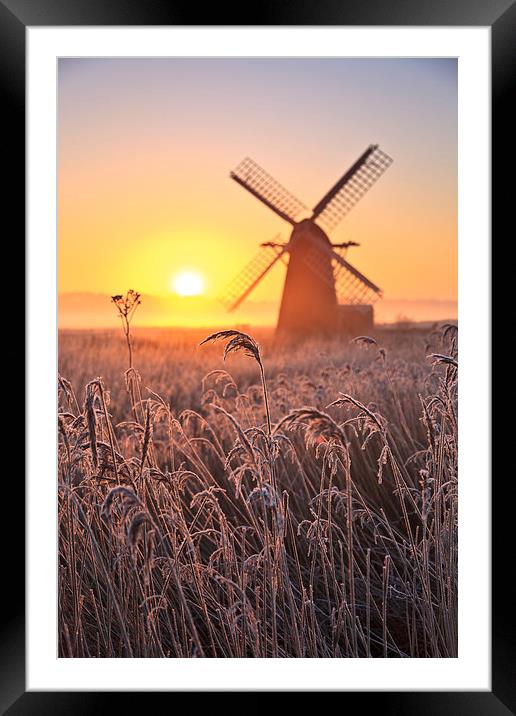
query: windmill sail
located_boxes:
[231,157,307,225]
[219,242,286,312]
[312,145,393,232]
[332,249,382,304]
[301,243,382,305]
[331,248,381,292]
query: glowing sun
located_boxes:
[172,271,205,297]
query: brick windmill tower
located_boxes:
[221,145,393,336]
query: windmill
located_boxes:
[221,144,393,336]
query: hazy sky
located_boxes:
[58,58,457,324]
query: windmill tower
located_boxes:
[221,145,393,337]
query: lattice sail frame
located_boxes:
[315,147,393,232]
[220,241,286,312]
[333,259,382,305]
[303,244,382,305]
[230,157,308,225]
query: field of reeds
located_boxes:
[58,311,458,658]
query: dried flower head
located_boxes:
[101,485,142,521]
[275,407,346,447]
[350,335,377,347]
[111,289,141,322]
[200,330,262,368]
[427,353,458,368]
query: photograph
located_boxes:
[57,57,458,659]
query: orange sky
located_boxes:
[58,58,457,327]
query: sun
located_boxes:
[172,271,205,297]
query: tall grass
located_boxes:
[58,323,457,657]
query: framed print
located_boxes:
[2,0,511,709]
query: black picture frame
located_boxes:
[3,0,508,710]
